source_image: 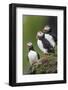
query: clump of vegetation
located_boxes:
[27,46,57,74]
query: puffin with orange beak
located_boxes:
[43,25,57,46]
[36,31,54,60]
[27,42,40,65]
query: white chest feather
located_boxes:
[28,50,38,65]
[45,34,55,47]
[37,39,48,53]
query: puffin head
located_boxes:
[27,42,34,51]
[27,42,33,48]
[43,25,51,33]
[36,31,44,39]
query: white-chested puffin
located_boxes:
[27,42,40,66]
[36,31,54,60]
[43,25,57,46]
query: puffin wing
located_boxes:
[44,34,55,48]
[37,52,40,59]
[51,33,57,43]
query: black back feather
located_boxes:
[37,53,40,59]
[39,35,53,52]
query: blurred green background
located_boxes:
[23,15,57,74]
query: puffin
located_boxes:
[36,31,54,60]
[42,25,56,48]
[43,25,57,43]
[27,42,40,66]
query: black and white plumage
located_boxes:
[37,31,55,54]
[43,25,57,44]
[27,42,40,65]
[44,34,55,48]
